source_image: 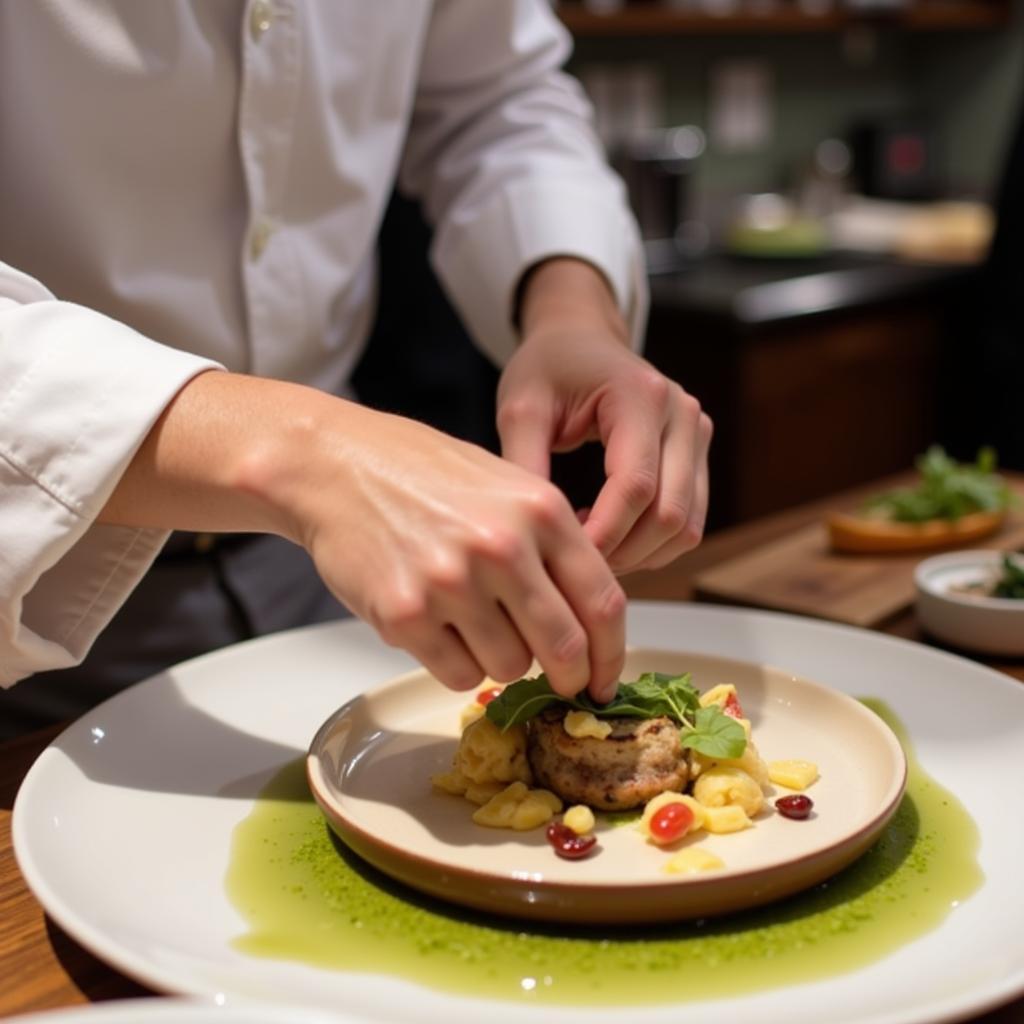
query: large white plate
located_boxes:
[13,603,1024,1024]
[5,998,351,1024]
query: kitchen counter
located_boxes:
[640,251,979,529]
[648,251,978,327]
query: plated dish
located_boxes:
[12,603,1024,1024]
[307,650,906,923]
[827,447,1013,554]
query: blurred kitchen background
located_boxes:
[357,0,1024,533]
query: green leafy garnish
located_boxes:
[484,672,747,759]
[864,446,1013,523]
[993,554,1024,599]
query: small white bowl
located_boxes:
[915,550,1024,657]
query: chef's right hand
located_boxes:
[288,399,626,703]
[100,371,624,703]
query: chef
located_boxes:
[0,0,711,738]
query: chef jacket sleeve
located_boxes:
[0,261,222,686]
[398,0,647,367]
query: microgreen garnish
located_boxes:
[485,671,747,759]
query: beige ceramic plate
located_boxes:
[307,648,906,925]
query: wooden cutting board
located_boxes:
[694,514,1024,628]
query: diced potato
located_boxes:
[472,781,528,828]
[431,768,469,796]
[532,789,564,813]
[664,848,725,875]
[471,782,561,830]
[463,780,507,805]
[455,716,531,785]
[459,702,485,731]
[693,765,764,817]
[639,792,705,840]
[563,804,595,835]
[511,794,559,831]
[768,759,819,791]
[692,736,769,789]
[701,803,752,834]
[698,684,737,708]
[564,710,612,740]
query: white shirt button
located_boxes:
[249,218,274,261]
[249,1,273,42]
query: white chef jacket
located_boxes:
[0,0,645,687]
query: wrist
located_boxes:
[517,257,629,345]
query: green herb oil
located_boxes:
[225,701,981,1005]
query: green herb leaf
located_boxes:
[484,671,702,730]
[993,554,1024,600]
[679,706,748,759]
[864,446,1013,524]
[483,675,561,730]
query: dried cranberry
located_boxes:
[546,821,597,859]
[775,794,814,820]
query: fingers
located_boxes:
[630,421,711,571]
[367,492,624,701]
[581,372,666,556]
[584,379,711,574]
[605,399,711,572]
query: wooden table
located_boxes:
[2,476,1023,1020]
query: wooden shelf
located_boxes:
[556,2,1011,35]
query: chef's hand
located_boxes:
[99,372,625,702]
[497,258,712,573]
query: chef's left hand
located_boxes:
[497,257,712,574]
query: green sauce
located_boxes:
[225,701,981,1004]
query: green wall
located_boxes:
[570,2,1024,203]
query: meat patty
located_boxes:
[526,708,690,811]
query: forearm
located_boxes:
[97,370,335,543]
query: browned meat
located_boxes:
[526,707,689,811]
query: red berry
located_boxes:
[546,821,597,859]
[649,801,695,843]
[775,794,814,820]
[476,686,503,706]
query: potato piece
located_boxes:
[511,794,559,831]
[563,710,613,740]
[701,803,752,834]
[431,768,469,796]
[692,736,769,789]
[472,781,528,828]
[693,766,764,817]
[472,782,561,830]
[463,780,507,805]
[639,792,705,840]
[460,702,485,731]
[664,848,725,875]
[563,804,595,835]
[455,716,531,785]
[532,789,564,813]
[768,759,819,791]
[698,684,737,708]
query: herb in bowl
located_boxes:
[993,555,1024,600]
